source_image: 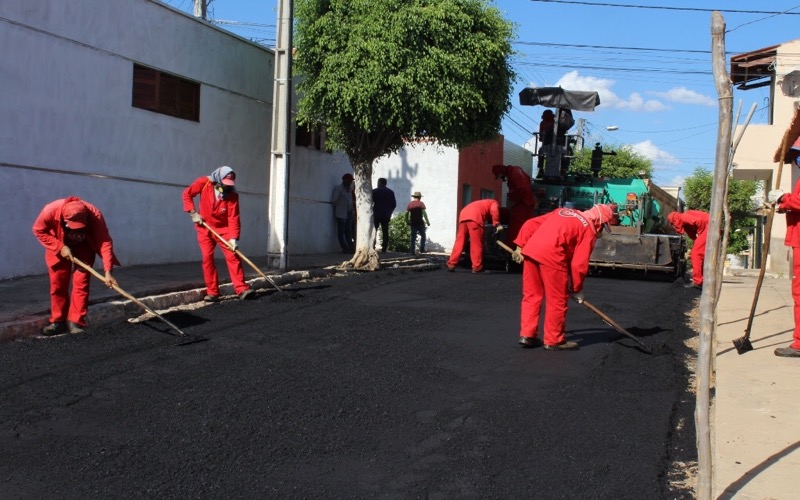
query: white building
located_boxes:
[0,0,348,279]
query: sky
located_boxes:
[159,0,800,189]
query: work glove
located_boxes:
[511,247,524,264]
[190,211,204,225]
[229,238,238,252]
[571,292,585,304]
[768,189,785,204]
[59,245,73,260]
[494,224,505,235]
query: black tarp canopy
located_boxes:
[519,87,601,112]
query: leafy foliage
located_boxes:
[683,167,758,254]
[569,145,653,179]
[294,0,517,165]
[388,213,411,253]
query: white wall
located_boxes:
[373,143,460,251]
[1,0,275,278]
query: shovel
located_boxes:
[71,256,205,345]
[495,240,651,354]
[200,221,284,294]
[735,133,789,355]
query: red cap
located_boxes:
[62,200,88,229]
[221,173,236,186]
[342,173,354,181]
[491,165,506,177]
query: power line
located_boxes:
[527,0,800,16]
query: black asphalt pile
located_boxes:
[0,268,697,498]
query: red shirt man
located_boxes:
[32,197,120,335]
[446,199,501,273]
[183,166,252,302]
[769,161,800,356]
[667,210,709,288]
[513,204,615,350]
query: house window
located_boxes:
[462,184,472,207]
[480,189,494,200]
[295,123,328,151]
[132,64,200,122]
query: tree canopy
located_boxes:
[294,0,516,165]
[569,144,653,179]
[683,167,758,254]
[293,0,517,268]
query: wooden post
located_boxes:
[696,11,732,499]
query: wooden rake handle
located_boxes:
[199,222,283,293]
[71,256,186,336]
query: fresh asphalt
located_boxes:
[0,260,699,498]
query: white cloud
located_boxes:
[648,87,715,106]
[553,71,667,112]
[631,140,680,165]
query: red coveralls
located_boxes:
[775,180,800,349]
[183,177,250,296]
[513,209,598,346]
[668,210,709,286]
[502,166,536,245]
[32,197,120,327]
[446,199,501,272]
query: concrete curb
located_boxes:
[0,268,339,343]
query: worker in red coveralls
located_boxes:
[32,197,120,336]
[767,145,800,357]
[492,164,536,246]
[183,166,253,302]
[446,199,503,273]
[667,210,709,289]
[511,204,617,351]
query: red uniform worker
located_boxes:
[768,160,800,357]
[513,204,616,350]
[183,166,252,302]
[446,199,502,273]
[32,197,120,336]
[667,210,709,288]
[492,164,536,245]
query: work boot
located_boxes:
[67,322,85,335]
[774,346,800,358]
[203,295,219,303]
[238,289,254,301]
[544,340,579,351]
[518,336,543,348]
[446,266,455,272]
[41,322,67,336]
[684,282,702,289]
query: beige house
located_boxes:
[731,38,800,275]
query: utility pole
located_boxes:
[267,0,293,271]
[193,0,207,20]
[575,118,585,151]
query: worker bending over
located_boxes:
[667,210,709,289]
[447,199,503,273]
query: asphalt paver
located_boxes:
[0,266,698,498]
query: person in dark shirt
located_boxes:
[405,192,430,255]
[372,178,397,253]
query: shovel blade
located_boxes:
[733,336,753,355]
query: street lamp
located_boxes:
[606,126,619,131]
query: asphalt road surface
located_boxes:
[0,263,698,499]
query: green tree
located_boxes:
[569,144,653,178]
[682,167,758,254]
[294,0,516,269]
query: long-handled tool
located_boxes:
[495,240,651,354]
[734,133,789,355]
[200,221,284,293]
[576,297,652,354]
[71,256,189,338]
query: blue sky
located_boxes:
[160,0,800,188]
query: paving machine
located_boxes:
[480,86,686,277]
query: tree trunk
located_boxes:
[341,161,380,271]
[696,10,732,500]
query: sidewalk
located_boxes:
[0,251,430,342]
[0,258,797,497]
[714,272,800,499]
